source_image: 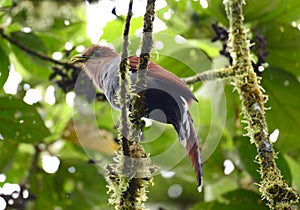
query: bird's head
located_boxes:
[70,45,119,64]
[70,45,119,84]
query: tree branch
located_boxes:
[0,29,71,67]
[182,66,235,85]
[106,1,156,209]
[223,0,299,209]
[131,0,156,131]
[106,0,134,207]
[118,0,134,153]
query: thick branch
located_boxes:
[224,0,299,209]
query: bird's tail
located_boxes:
[176,112,203,192]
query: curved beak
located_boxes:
[70,54,89,64]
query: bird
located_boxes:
[71,45,203,192]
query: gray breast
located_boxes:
[99,56,121,110]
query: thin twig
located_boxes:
[182,66,235,84]
[138,0,155,69]
[131,0,156,130]
[118,0,134,151]
[121,0,133,60]
[0,29,71,67]
[1,28,235,88]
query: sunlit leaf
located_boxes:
[10,32,52,79]
[102,17,144,43]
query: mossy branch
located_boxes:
[223,0,299,209]
[131,0,156,130]
[106,0,136,208]
[106,0,157,209]
[182,66,236,85]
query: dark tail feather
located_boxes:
[183,112,203,192]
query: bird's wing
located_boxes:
[128,56,197,103]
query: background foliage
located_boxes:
[0,0,299,209]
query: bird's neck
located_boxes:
[83,55,119,89]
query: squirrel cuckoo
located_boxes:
[71,45,203,192]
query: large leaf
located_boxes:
[0,97,50,143]
[260,23,300,77]
[244,0,300,23]
[262,68,300,151]
[284,155,300,191]
[152,33,212,75]
[205,0,300,25]
[102,16,144,43]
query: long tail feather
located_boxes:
[184,112,203,192]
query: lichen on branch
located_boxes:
[105,0,157,209]
[182,66,236,85]
[223,0,299,209]
[131,0,156,131]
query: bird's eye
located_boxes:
[93,51,101,57]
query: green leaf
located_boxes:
[189,39,222,58]
[57,160,109,209]
[191,189,268,210]
[4,145,33,183]
[0,44,9,90]
[284,155,300,191]
[262,68,300,152]
[261,23,300,77]
[150,33,212,82]
[235,136,292,185]
[202,0,228,24]
[235,136,260,181]
[42,20,87,45]
[10,31,52,79]
[102,16,144,43]
[29,159,110,209]
[0,140,18,172]
[0,96,51,143]
[36,32,67,53]
[245,0,300,23]
[157,5,191,35]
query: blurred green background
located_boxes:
[0,0,299,209]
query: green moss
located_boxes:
[223,0,299,208]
